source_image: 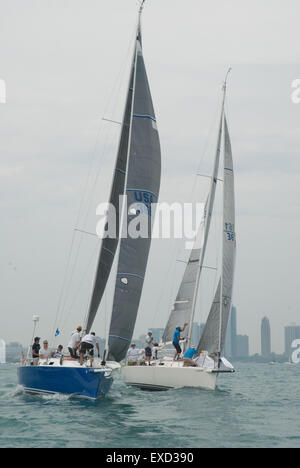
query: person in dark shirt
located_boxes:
[32,337,40,362]
[173,324,188,360]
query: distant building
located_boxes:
[231,306,237,358]
[0,339,6,364]
[261,317,271,358]
[223,306,237,358]
[236,335,249,358]
[285,325,300,357]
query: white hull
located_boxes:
[122,362,218,391]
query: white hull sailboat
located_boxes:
[123,69,236,391]
[123,360,218,391]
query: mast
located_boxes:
[185,72,230,350]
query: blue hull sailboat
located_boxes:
[18,1,161,400]
[18,362,114,400]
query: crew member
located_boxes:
[173,324,188,361]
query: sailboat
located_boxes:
[0,339,6,364]
[122,70,236,391]
[17,0,161,399]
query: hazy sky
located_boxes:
[1,0,300,354]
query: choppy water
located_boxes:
[0,362,299,448]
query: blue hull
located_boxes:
[17,366,113,400]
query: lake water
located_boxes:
[0,362,299,448]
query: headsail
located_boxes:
[162,248,202,344]
[107,16,161,362]
[84,53,136,334]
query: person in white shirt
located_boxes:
[79,332,100,367]
[40,340,53,360]
[127,343,143,366]
[145,331,153,365]
[68,326,82,359]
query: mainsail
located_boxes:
[219,114,236,352]
[107,18,161,361]
[198,112,236,355]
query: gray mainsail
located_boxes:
[107,23,161,361]
[84,53,136,334]
[198,112,236,355]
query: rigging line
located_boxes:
[167,96,222,298]
[102,118,122,125]
[53,32,137,335]
[60,241,100,335]
[55,126,115,331]
[57,119,120,327]
[74,228,99,238]
[152,240,180,326]
[56,28,135,293]
[187,97,222,205]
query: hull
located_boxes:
[18,365,114,400]
[122,364,218,391]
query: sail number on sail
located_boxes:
[131,189,157,216]
[224,222,235,241]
